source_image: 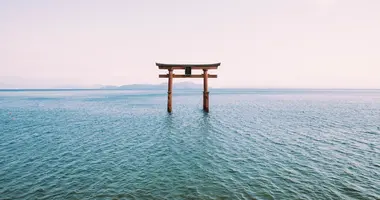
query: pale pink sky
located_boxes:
[1,0,380,88]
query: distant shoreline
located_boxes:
[1,88,379,92]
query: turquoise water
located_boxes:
[0,89,379,200]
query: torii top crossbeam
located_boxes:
[156,63,221,70]
[156,62,221,113]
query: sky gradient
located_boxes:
[1,0,380,88]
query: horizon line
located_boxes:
[1,87,380,91]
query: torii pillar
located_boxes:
[157,63,220,113]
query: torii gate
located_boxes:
[157,63,220,113]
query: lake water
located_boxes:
[0,89,379,200]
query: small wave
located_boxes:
[364,131,379,135]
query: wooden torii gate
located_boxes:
[157,63,220,113]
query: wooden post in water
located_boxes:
[157,63,220,112]
[167,69,173,113]
[203,69,209,112]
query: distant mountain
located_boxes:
[51,84,103,89]
[0,81,204,90]
[100,85,120,89]
[100,82,204,90]
[172,81,203,89]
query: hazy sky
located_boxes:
[1,0,380,88]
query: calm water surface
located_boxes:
[0,89,379,200]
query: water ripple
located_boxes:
[0,90,380,199]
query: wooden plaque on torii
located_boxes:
[157,63,220,113]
